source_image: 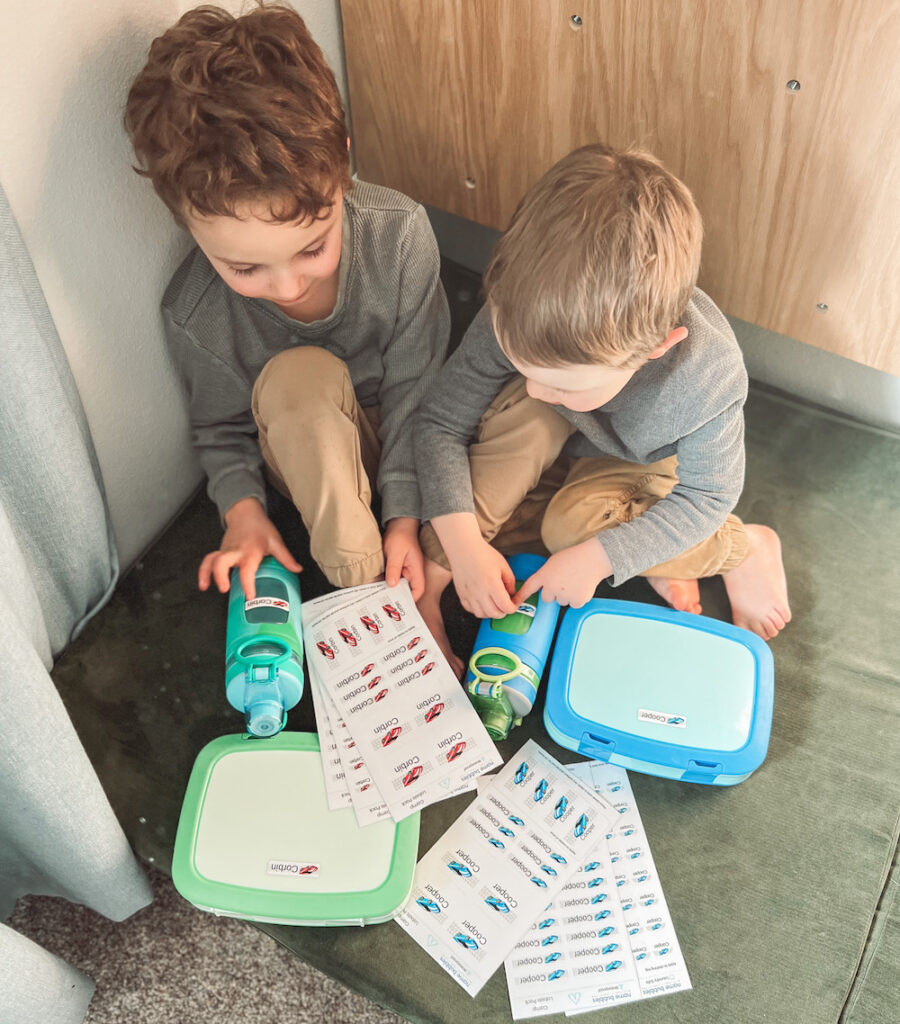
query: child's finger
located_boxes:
[238,555,263,601]
[513,572,542,606]
[491,581,518,617]
[212,553,239,595]
[403,565,425,602]
[198,551,217,591]
[385,554,405,588]
[500,559,517,595]
[271,538,303,574]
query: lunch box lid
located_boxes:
[172,732,419,924]
[543,601,774,784]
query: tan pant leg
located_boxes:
[251,347,384,587]
[541,455,749,578]
[420,377,575,567]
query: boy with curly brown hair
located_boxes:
[125,3,449,599]
[415,144,790,673]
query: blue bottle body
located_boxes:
[225,556,304,737]
[466,553,561,739]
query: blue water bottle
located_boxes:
[225,556,304,737]
[465,553,561,740]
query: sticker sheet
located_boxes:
[395,740,618,996]
[302,581,501,823]
[504,761,691,1018]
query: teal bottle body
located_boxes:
[225,556,304,737]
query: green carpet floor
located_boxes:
[50,263,900,1024]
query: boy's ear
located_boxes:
[647,325,688,360]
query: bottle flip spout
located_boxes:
[241,663,288,737]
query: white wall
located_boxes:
[0,0,348,569]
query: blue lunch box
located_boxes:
[543,600,774,785]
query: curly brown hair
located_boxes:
[124,3,351,226]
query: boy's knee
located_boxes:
[253,347,351,423]
[540,493,623,553]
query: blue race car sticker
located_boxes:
[530,876,548,888]
[605,961,623,972]
[554,795,567,819]
[508,815,524,826]
[574,813,588,837]
[591,894,608,904]
[514,762,529,784]
[534,778,548,802]
[484,896,510,913]
[447,861,472,878]
[587,877,604,888]
[602,943,619,955]
[595,910,611,920]
[538,918,555,929]
[416,897,441,914]
[453,933,479,951]
[540,865,557,876]
[584,861,601,872]
[550,853,567,864]
[498,827,515,838]
[541,935,559,946]
[598,926,615,937]
[545,952,561,963]
[548,970,565,982]
[488,838,505,850]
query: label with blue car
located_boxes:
[395,739,617,996]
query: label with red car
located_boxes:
[302,581,502,825]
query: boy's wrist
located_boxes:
[430,512,483,558]
[224,496,266,526]
[385,516,420,536]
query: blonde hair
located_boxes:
[483,143,703,368]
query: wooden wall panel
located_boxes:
[341,0,900,374]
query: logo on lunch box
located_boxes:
[638,708,686,728]
[267,860,319,876]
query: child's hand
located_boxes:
[513,537,612,609]
[198,497,302,600]
[383,517,425,601]
[449,538,519,621]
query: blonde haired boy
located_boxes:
[415,144,789,673]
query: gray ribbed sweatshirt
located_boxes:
[415,291,748,584]
[162,181,450,524]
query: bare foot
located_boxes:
[647,577,702,614]
[416,558,466,678]
[723,524,791,640]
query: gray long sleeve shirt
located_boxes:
[162,181,450,524]
[415,290,748,585]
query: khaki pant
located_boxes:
[251,347,385,587]
[420,377,749,579]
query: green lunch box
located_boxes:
[172,732,420,925]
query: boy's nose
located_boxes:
[273,275,306,302]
